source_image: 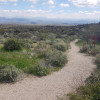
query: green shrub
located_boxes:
[34,41,47,50]
[68,83,100,100]
[89,48,100,56]
[37,49,50,58]
[80,46,89,53]
[47,50,67,67]
[4,39,23,51]
[0,65,22,83]
[35,48,67,67]
[86,69,100,84]
[52,43,67,52]
[34,41,51,58]
[30,65,50,76]
[95,54,100,67]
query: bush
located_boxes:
[86,69,100,84]
[89,47,100,56]
[30,65,50,76]
[80,46,89,53]
[34,41,51,58]
[0,65,22,83]
[47,50,67,67]
[68,83,100,100]
[4,39,23,51]
[95,54,100,67]
[52,43,67,52]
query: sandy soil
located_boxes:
[0,40,96,100]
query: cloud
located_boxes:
[28,0,40,4]
[0,9,100,20]
[48,0,54,5]
[13,3,17,6]
[42,0,55,8]
[60,3,70,7]
[30,5,34,8]
[42,0,54,5]
[69,0,100,7]
[0,0,17,3]
[0,10,51,18]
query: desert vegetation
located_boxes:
[0,23,100,99]
[0,24,76,82]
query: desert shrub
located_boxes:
[0,65,22,83]
[35,47,67,67]
[30,65,50,76]
[34,41,47,50]
[34,41,51,58]
[47,50,67,67]
[52,43,67,52]
[37,49,51,58]
[89,47,100,56]
[4,39,23,51]
[18,32,32,39]
[86,69,100,84]
[95,54,100,67]
[80,46,89,53]
[21,39,33,49]
[24,43,32,49]
[68,83,100,100]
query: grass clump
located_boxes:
[0,64,22,83]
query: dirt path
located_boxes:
[0,40,96,100]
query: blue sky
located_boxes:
[0,0,100,20]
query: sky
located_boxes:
[0,0,100,20]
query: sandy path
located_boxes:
[0,40,96,100]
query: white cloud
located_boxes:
[69,0,100,7]
[28,0,39,4]
[60,3,70,7]
[13,3,17,6]
[0,9,100,20]
[0,0,17,3]
[0,10,51,18]
[42,0,55,8]
[30,5,34,8]
[42,0,54,5]
[48,0,54,5]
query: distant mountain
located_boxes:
[0,17,31,24]
[0,17,99,25]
